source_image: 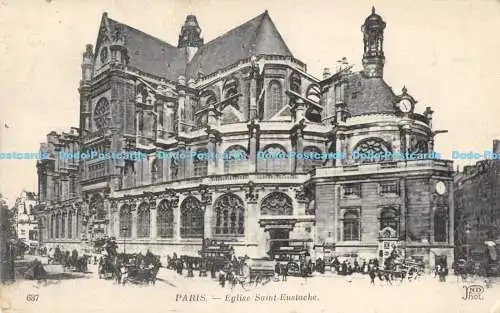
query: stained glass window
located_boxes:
[94,98,110,130]
[303,146,323,172]
[261,192,293,216]
[352,138,391,163]
[157,200,174,238]
[137,203,150,238]
[259,144,288,173]
[224,146,248,173]
[180,197,203,238]
[119,205,132,238]
[193,148,208,177]
[214,193,245,236]
[267,80,282,118]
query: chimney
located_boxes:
[493,139,500,154]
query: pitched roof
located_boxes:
[345,72,397,116]
[186,11,293,78]
[106,17,187,80]
[98,11,293,81]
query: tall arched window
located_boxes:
[379,207,399,239]
[137,203,151,238]
[138,111,144,133]
[180,197,203,238]
[352,138,392,163]
[67,211,73,239]
[76,210,81,238]
[61,212,67,238]
[213,193,245,236]
[224,145,248,173]
[157,200,174,238]
[434,207,448,242]
[343,210,360,241]
[119,205,132,238]
[260,192,293,216]
[303,146,324,172]
[267,80,282,119]
[193,148,208,177]
[53,213,59,238]
[51,214,55,238]
[259,144,289,173]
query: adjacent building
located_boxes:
[13,190,39,250]
[454,140,500,264]
[35,8,455,268]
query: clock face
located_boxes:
[399,99,412,113]
[435,181,446,195]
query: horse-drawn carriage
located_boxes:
[199,240,235,275]
[242,258,276,284]
[98,251,162,285]
[121,262,160,285]
[227,258,276,290]
[271,246,313,277]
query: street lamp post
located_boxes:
[199,184,209,277]
[465,224,471,263]
[121,226,128,254]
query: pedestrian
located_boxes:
[369,267,376,284]
[282,263,288,282]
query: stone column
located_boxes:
[336,133,345,165]
[249,73,257,120]
[174,202,181,240]
[177,90,186,133]
[333,185,340,242]
[177,142,186,180]
[131,204,138,239]
[294,98,306,122]
[448,181,454,245]
[150,203,157,239]
[246,202,257,243]
[207,132,217,176]
[400,178,406,242]
[295,128,304,173]
[247,123,259,173]
[204,203,212,239]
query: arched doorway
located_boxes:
[260,192,294,253]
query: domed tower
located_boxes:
[178,15,204,62]
[361,6,386,78]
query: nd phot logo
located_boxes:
[462,284,484,300]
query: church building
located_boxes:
[35,8,455,268]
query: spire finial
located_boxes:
[372,6,376,14]
[402,85,408,94]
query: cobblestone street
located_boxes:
[2,259,500,313]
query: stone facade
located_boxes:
[35,8,454,268]
[454,139,500,263]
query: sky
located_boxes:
[0,0,499,206]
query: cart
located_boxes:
[236,258,276,289]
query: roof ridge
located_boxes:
[203,11,267,47]
[248,11,269,55]
[107,17,177,49]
